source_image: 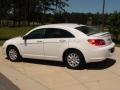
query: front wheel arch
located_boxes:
[6,45,22,61]
[6,45,18,54]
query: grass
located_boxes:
[116,44,120,47]
[0,26,34,40]
[0,40,5,46]
[0,26,34,46]
[113,40,120,47]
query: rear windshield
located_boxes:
[75,26,100,35]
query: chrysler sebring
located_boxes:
[2,24,115,69]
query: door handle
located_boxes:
[59,40,66,42]
[37,41,42,43]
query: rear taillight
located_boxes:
[88,39,106,46]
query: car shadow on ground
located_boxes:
[85,59,116,70]
[23,58,65,67]
[22,58,116,70]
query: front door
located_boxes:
[21,29,45,59]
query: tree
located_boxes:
[107,11,120,41]
[0,0,11,26]
[54,0,69,14]
[0,0,69,26]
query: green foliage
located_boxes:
[0,26,34,46]
[0,0,69,26]
[0,40,5,46]
[0,27,33,40]
[107,11,120,41]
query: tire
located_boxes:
[7,46,22,62]
[64,50,85,69]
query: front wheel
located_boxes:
[7,47,22,62]
[64,51,85,69]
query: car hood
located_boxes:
[5,36,23,43]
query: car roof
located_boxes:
[26,23,86,36]
[34,23,85,30]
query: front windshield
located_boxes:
[75,26,100,35]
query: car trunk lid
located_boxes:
[90,32,112,46]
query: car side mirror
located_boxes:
[23,35,28,40]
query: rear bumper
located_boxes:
[85,43,115,63]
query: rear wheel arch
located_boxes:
[62,48,86,63]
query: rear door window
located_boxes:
[45,28,75,38]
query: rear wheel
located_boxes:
[64,50,85,69]
[7,46,22,62]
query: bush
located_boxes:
[107,11,120,41]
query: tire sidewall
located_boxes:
[7,47,21,62]
[64,51,85,69]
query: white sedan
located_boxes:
[2,23,115,69]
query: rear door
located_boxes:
[44,28,75,60]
